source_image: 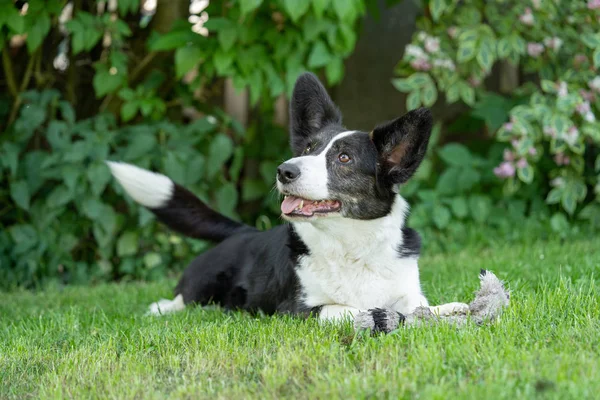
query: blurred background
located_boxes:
[1,0,599,289]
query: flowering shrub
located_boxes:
[393,0,600,227]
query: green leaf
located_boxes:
[438,143,472,167]
[459,83,475,106]
[594,49,600,69]
[312,0,331,18]
[143,252,162,269]
[215,182,238,218]
[477,36,495,72]
[435,167,460,195]
[581,33,600,49]
[229,148,245,182]
[332,0,356,21]
[207,134,234,179]
[546,188,562,204]
[117,231,139,257]
[175,46,203,79]
[218,24,238,51]
[550,213,569,235]
[125,133,157,160]
[430,0,447,21]
[117,0,139,16]
[540,80,555,93]
[66,13,103,54]
[391,78,414,92]
[47,186,73,208]
[239,0,263,15]
[26,12,51,53]
[457,42,477,62]
[517,164,534,184]
[214,49,234,75]
[497,38,511,58]
[450,196,468,219]
[468,195,491,223]
[87,162,111,196]
[307,40,332,68]
[10,181,30,210]
[1,142,20,175]
[121,101,139,122]
[458,168,481,191]
[432,205,451,229]
[595,155,600,172]
[421,83,438,107]
[406,73,432,88]
[283,0,311,22]
[93,68,125,98]
[325,57,344,85]
[561,189,577,215]
[406,90,422,110]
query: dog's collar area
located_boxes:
[281,195,341,217]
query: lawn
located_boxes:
[1,230,599,399]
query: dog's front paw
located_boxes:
[354,308,405,334]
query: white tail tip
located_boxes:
[106,161,174,209]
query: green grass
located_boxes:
[1,233,599,399]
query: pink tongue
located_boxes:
[281,196,303,214]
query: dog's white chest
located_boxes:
[296,247,421,311]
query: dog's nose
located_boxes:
[277,163,301,184]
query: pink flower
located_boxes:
[543,37,563,52]
[589,77,600,93]
[557,81,568,97]
[529,147,538,156]
[565,126,579,145]
[554,152,570,166]
[468,75,482,87]
[527,42,544,57]
[576,101,591,115]
[574,54,588,69]
[503,149,515,161]
[588,0,600,10]
[543,126,557,138]
[580,89,595,102]
[405,44,426,59]
[424,37,440,53]
[585,111,596,123]
[447,26,458,39]
[410,58,431,71]
[503,122,514,132]
[532,0,541,9]
[550,177,564,187]
[516,158,528,169]
[433,58,455,71]
[511,139,520,148]
[520,8,535,25]
[494,162,516,179]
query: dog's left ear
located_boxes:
[371,108,433,185]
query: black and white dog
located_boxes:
[107,73,467,323]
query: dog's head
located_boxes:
[277,73,433,221]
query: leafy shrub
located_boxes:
[393,0,600,231]
[0,90,290,289]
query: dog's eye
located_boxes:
[303,144,312,154]
[338,153,351,163]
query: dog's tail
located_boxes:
[106,161,256,242]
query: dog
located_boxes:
[107,72,468,323]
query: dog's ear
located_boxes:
[371,108,432,185]
[289,72,342,155]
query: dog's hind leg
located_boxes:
[318,305,361,322]
[146,294,186,316]
[428,302,469,316]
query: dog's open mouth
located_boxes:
[281,195,341,217]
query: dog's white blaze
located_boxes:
[278,130,357,200]
[106,161,173,208]
[147,294,185,316]
[294,195,430,319]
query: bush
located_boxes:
[393,0,600,231]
